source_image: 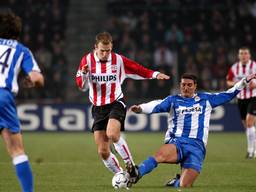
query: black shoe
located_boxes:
[246,152,254,159]
[126,162,140,184]
[166,174,180,187]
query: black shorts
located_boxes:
[91,99,127,132]
[237,97,256,120]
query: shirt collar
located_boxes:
[94,51,111,63]
[239,60,251,66]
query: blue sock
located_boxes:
[13,155,33,192]
[138,156,158,177]
[174,179,180,188]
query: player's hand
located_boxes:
[81,64,88,74]
[156,73,170,80]
[130,105,142,113]
[246,73,256,83]
[21,76,35,88]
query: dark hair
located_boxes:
[0,9,22,40]
[181,73,197,84]
[95,32,113,45]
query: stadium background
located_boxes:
[1,1,256,192]
[3,0,256,132]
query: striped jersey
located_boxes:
[226,60,256,99]
[139,79,247,146]
[0,38,40,94]
[76,52,159,106]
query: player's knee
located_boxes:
[246,121,254,128]
[106,132,119,142]
[154,151,166,163]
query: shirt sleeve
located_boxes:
[121,55,159,80]
[140,96,173,114]
[226,67,234,81]
[207,78,247,108]
[21,48,41,75]
[76,54,89,91]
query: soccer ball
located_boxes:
[112,171,129,189]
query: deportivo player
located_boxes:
[226,47,256,159]
[127,73,256,188]
[0,10,44,192]
[76,32,169,175]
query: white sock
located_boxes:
[246,126,256,154]
[113,137,135,165]
[102,152,122,174]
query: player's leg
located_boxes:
[1,129,33,192]
[166,138,205,188]
[94,130,122,173]
[179,168,199,187]
[107,99,135,166]
[166,168,199,188]
[245,113,256,158]
[238,99,255,158]
[245,98,256,158]
[107,118,135,166]
[128,144,178,183]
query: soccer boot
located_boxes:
[126,162,141,184]
[246,152,254,159]
[165,174,180,187]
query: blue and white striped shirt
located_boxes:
[140,79,247,146]
[0,38,40,94]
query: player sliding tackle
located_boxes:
[127,73,256,188]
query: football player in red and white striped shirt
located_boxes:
[76,32,170,175]
[226,47,256,158]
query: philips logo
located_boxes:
[91,75,117,82]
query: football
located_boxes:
[112,171,129,189]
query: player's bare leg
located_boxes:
[154,144,178,163]
[2,128,24,157]
[94,130,122,173]
[179,168,199,187]
[128,144,178,184]
[245,114,256,158]
[1,128,33,192]
[107,118,135,165]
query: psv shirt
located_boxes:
[76,52,159,106]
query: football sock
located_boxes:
[113,137,135,165]
[13,154,33,192]
[102,152,122,173]
[138,156,158,177]
[174,179,180,188]
[246,126,255,154]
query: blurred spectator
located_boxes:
[5,0,69,101]
[106,0,256,94]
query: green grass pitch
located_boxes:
[0,132,256,192]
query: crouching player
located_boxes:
[127,73,256,188]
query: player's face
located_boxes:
[238,49,251,64]
[95,42,112,61]
[180,78,197,98]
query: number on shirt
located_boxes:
[0,48,12,74]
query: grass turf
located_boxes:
[0,132,256,192]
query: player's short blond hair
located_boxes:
[239,46,250,53]
[95,32,113,45]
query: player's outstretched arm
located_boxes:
[156,73,170,80]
